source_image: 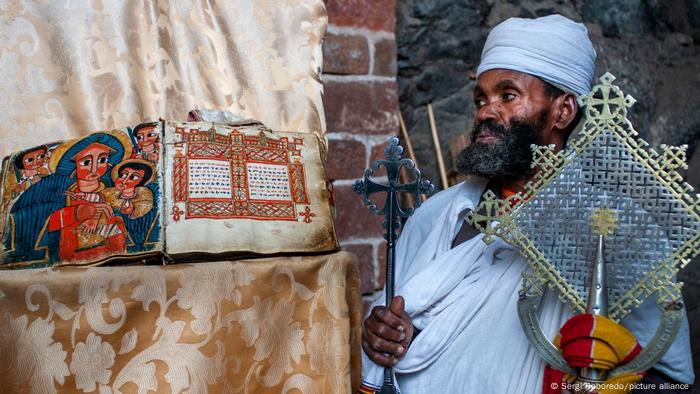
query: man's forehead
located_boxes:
[475,69,544,92]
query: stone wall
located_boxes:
[323,0,398,304]
[397,0,700,386]
[397,0,700,192]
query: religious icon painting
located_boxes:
[0,124,164,268]
[0,120,338,269]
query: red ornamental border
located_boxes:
[171,126,310,221]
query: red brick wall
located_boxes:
[323,0,398,301]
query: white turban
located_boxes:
[476,14,596,97]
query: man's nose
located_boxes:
[475,100,501,125]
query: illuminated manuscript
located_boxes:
[163,121,336,257]
[0,121,337,268]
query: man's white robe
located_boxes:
[361,178,694,393]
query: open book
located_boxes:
[0,121,337,268]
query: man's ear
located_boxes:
[554,93,578,131]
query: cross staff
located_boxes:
[353,137,436,394]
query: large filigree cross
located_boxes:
[467,72,700,388]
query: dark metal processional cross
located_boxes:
[353,137,436,394]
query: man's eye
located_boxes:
[148,133,156,138]
[80,159,91,166]
[26,158,33,163]
[38,154,45,159]
[137,135,144,140]
[120,173,128,179]
[502,93,516,101]
[475,98,486,108]
[98,156,108,164]
[130,174,142,181]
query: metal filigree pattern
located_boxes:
[471,73,700,321]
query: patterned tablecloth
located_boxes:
[0,252,362,393]
[0,0,327,159]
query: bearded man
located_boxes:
[360,14,694,393]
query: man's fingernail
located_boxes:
[399,333,405,341]
[397,346,404,353]
[397,325,405,332]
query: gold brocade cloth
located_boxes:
[0,0,327,159]
[0,252,362,393]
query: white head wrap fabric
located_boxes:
[476,14,596,97]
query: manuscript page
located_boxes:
[162,121,337,257]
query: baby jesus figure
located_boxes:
[103,159,156,219]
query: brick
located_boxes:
[369,139,390,165]
[343,243,377,293]
[327,138,367,180]
[323,32,370,75]
[369,138,421,178]
[373,37,397,77]
[324,80,399,135]
[332,184,384,240]
[327,0,396,32]
[368,139,428,223]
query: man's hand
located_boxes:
[362,295,414,367]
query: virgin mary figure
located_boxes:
[3,132,130,266]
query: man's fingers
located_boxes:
[364,316,406,343]
[362,301,412,368]
[362,339,398,367]
[370,306,406,331]
[363,328,405,356]
[389,296,406,318]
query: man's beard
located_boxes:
[455,113,547,181]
